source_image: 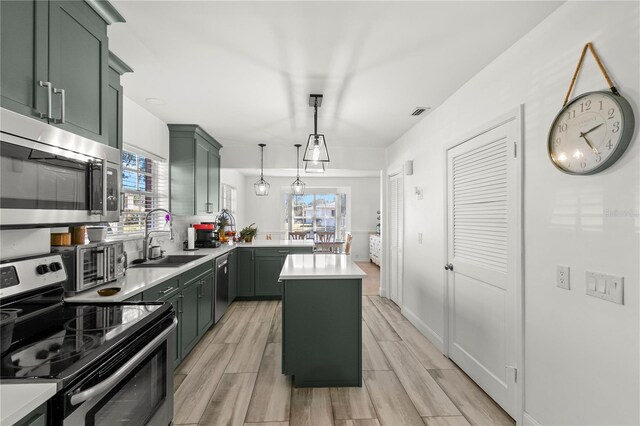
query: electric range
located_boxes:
[0,253,176,425]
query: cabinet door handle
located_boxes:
[52,88,65,124]
[178,295,183,314]
[205,202,213,214]
[159,286,175,295]
[278,250,289,253]
[38,81,52,119]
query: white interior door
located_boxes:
[389,173,403,305]
[446,117,520,418]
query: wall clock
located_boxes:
[548,43,635,175]
[548,91,635,174]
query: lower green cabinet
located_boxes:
[229,250,238,301]
[139,263,215,366]
[180,280,200,357]
[254,256,283,296]
[237,249,254,297]
[163,291,182,367]
[197,273,214,335]
[14,402,47,426]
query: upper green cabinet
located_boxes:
[107,52,133,150]
[168,125,223,215]
[0,0,124,144]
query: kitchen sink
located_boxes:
[130,255,207,268]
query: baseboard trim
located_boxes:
[523,412,541,426]
[400,306,445,353]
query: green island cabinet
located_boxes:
[168,125,222,216]
[14,402,47,426]
[0,0,125,144]
[107,52,133,150]
[282,277,363,387]
[137,261,214,366]
[236,246,314,299]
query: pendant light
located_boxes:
[304,160,326,173]
[303,94,330,165]
[254,143,270,196]
[291,144,305,195]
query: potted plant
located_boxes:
[239,223,258,243]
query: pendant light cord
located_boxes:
[313,99,318,135]
[296,145,300,178]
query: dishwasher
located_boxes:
[215,254,229,323]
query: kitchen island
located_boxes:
[279,254,366,387]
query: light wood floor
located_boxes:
[356,261,380,296]
[174,297,514,426]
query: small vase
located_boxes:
[244,236,253,243]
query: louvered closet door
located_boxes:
[446,119,518,418]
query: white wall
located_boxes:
[123,96,170,160]
[242,175,380,261]
[385,2,639,425]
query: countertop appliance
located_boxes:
[0,108,121,227]
[51,241,126,294]
[0,253,176,425]
[214,254,229,323]
[193,224,220,249]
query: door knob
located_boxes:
[444,263,453,271]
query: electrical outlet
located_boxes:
[556,265,570,290]
[586,271,624,305]
[418,233,423,244]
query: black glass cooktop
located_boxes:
[1,303,163,380]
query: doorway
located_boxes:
[388,172,404,306]
[444,108,523,420]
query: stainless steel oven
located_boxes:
[52,241,126,294]
[63,317,177,426]
[0,108,120,227]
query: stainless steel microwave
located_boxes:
[0,108,120,227]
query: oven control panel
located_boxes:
[0,254,67,299]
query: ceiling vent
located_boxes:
[411,107,430,116]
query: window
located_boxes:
[221,184,237,216]
[284,191,348,240]
[109,146,168,236]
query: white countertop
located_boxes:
[236,240,316,248]
[0,383,57,425]
[279,254,366,280]
[65,240,314,303]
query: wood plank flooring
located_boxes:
[174,297,514,426]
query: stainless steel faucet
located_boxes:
[143,208,173,260]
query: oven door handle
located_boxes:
[69,318,177,406]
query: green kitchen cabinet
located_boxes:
[0,0,49,121]
[163,291,182,367]
[168,124,223,216]
[254,255,284,297]
[237,248,254,297]
[197,272,214,335]
[14,401,47,426]
[180,280,200,357]
[107,52,132,150]
[229,249,238,302]
[1,0,125,145]
[48,0,109,143]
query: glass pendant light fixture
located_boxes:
[303,94,330,165]
[304,160,326,173]
[254,143,270,196]
[291,144,305,195]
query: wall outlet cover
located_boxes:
[556,265,570,290]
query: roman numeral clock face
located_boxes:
[548,91,634,174]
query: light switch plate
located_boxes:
[556,265,570,290]
[586,271,624,305]
[418,233,423,244]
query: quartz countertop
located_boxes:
[65,240,314,303]
[279,254,366,280]
[0,383,57,425]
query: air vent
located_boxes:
[411,107,430,116]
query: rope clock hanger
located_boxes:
[548,42,635,175]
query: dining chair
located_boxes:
[344,232,353,255]
[289,232,307,240]
[316,232,335,242]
